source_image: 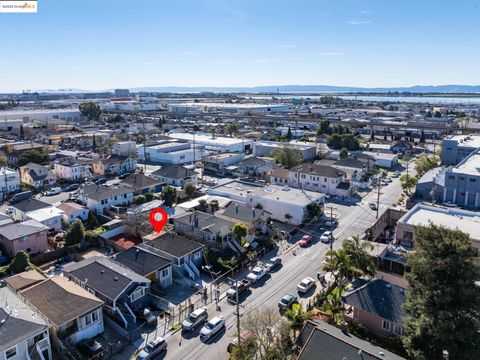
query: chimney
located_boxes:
[135,249,140,260]
[235,204,239,214]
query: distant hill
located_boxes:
[31,84,480,94]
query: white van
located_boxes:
[45,187,62,196]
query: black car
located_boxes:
[63,183,80,192]
[118,172,131,180]
[95,177,107,185]
[78,339,103,358]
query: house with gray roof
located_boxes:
[19,162,57,189]
[216,201,270,234]
[288,163,350,196]
[297,320,406,360]
[119,173,162,195]
[78,184,134,214]
[150,164,198,186]
[415,166,445,202]
[0,220,49,257]
[92,155,136,176]
[0,286,52,360]
[342,279,406,337]
[63,256,151,329]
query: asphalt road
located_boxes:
[159,172,405,360]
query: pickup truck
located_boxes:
[246,266,268,284]
[226,279,250,301]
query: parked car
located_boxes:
[278,293,297,310]
[78,339,104,358]
[9,190,33,204]
[68,191,78,200]
[200,316,225,341]
[246,266,268,283]
[137,336,167,359]
[323,219,338,228]
[118,172,132,180]
[320,231,332,243]
[226,279,250,302]
[265,257,282,272]
[299,234,312,247]
[227,330,256,353]
[136,308,157,326]
[392,171,401,178]
[63,183,79,192]
[95,177,107,185]
[182,307,208,332]
[297,277,316,294]
[45,187,62,196]
[385,177,393,183]
[369,202,377,210]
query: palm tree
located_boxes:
[321,295,344,325]
[321,248,363,298]
[342,235,376,278]
[284,303,313,340]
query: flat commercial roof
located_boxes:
[399,203,480,241]
[169,132,251,146]
[447,135,480,149]
[452,148,480,176]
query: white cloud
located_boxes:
[348,20,372,25]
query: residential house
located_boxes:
[391,140,413,154]
[269,167,289,186]
[216,201,270,235]
[332,157,373,189]
[0,220,49,257]
[0,286,52,360]
[113,246,173,289]
[57,202,90,225]
[288,163,350,196]
[23,207,64,232]
[111,141,137,157]
[92,155,137,176]
[79,184,133,214]
[361,151,398,169]
[5,270,46,292]
[1,142,46,167]
[441,134,480,166]
[253,140,316,161]
[0,167,20,201]
[19,163,56,190]
[367,143,393,153]
[173,211,240,252]
[150,165,198,187]
[342,279,406,337]
[21,276,104,345]
[54,158,93,181]
[415,166,445,202]
[296,320,406,360]
[119,174,162,195]
[443,147,480,208]
[237,156,275,177]
[141,233,204,281]
[63,256,151,329]
[8,198,52,222]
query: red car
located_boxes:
[299,234,312,247]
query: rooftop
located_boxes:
[57,202,89,216]
[169,132,251,146]
[417,166,445,186]
[25,207,64,223]
[12,198,51,213]
[112,247,171,276]
[220,201,269,224]
[82,184,133,201]
[175,211,236,238]
[398,202,480,241]
[255,140,316,150]
[21,276,103,327]
[446,134,480,148]
[5,270,46,292]
[142,233,204,258]
[150,164,197,180]
[120,173,161,190]
[0,220,49,241]
[291,163,346,178]
[451,148,480,176]
[0,286,49,352]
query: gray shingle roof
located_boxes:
[291,163,346,178]
[342,279,406,324]
[175,211,235,238]
[82,184,133,201]
[63,256,150,300]
[143,233,204,258]
[151,165,196,180]
[221,202,268,223]
[0,220,49,241]
[120,174,160,191]
[113,247,171,276]
[0,287,49,352]
[12,198,51,213]
[333,157,368,169]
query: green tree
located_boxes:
[327,134,359,151]
[183,182,196,200]
[64,219,85,246]
[198,198,208,212]
[415,155,439,178]
[133,195,147,205]
[342,235,376,278]
[79,102,101,120]
[317,120,331,135]
[369,129,375,142]
[231,223,248,245]
[19,125,25,139]
[284,303,313,340]
[209,199,219,212]
[286,126,293,141]
[403,224,480,360]
[144,192,154,202]
[161,185,177,207]
[17,149,50,167]
[339,147,348,159]
[273,146,303,169]
[87,211,99,228]
[400,173,418,193]
[306,203,322,220]
[419,130,426,144]
[225,123,238,137]
[11,251,30,274]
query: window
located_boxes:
[6,346,17,359]
[460,177,465,181]
[393,324,402,336]
[161,268,169,277]
[470,178,476,182]
[84,314,92,326]
[193,252,201,260]
[382,320,390,331]
[324,178,327,182]
[448,176,455,180]
[130,287,145,302]
[92,310,99,322]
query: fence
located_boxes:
[31,247,69,267]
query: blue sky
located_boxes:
[0,0,479,91]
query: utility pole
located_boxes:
[141,112,146,172]
[325,205,336,251]
[234,279,242,359]
[376,175,382,219]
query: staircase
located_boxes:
[172,265,193,287]
[60,338,80,360]
[227,238,245,254]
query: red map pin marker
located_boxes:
[149,208,168,233]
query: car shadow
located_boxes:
[202,326,226,344]
[268,264,283,273]
[181,326,202,339]
[298,285,316,298]
[226,289,252,305]
[249,273,271,288]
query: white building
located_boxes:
[209,180,324,225]
[54,159,93,181]
[79,184,134,214]
[0,168,20,200]
[25,207,64,232]
[288,163,350,197]
[138,141,201,164]
[111,141,137,157]
[253,140,317,160]
[168,132,253,153]
[361,151,398,169]
[0,108,83,123]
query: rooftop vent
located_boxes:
[100,270,105,274]
[114,276,119,281]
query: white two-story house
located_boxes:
[54,158,93,181]
[288,163,350,197]
[78,184,134,214]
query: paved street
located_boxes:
[147,171,405,360]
